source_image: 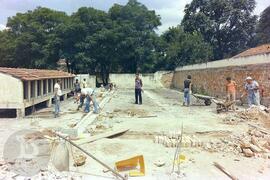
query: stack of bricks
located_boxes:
[153,131,203,148]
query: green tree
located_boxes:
[255,6,270,45]
[161,26,213,69]
[182,0,257,60]
[109,0,161,73]
[5,7,68,68]
[0,30,16,67]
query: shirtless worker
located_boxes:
[226,77,237,111]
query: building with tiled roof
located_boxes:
[0,67,75,118]
[233,44,270,58]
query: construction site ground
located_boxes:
[0,88,270,179]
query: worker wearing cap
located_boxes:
[80,88,99,113]
[241,77,260,107]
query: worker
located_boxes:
[80,88,99,113]
[82,78,87,88]
[241,77,260,107]
[135,73,143,105]
[77,93,85,110]
[226,77,237,110]
[183,75,192,106]
[74,79,81,95]
[54,79,62,118]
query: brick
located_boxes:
[243,148,254,157]
[250,144,262,153]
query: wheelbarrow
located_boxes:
[212,99,235,113]
[192,94,215,106]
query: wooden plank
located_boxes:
[214,162,238,180]
[77,128,130,145]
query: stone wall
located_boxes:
[173,54,270,106]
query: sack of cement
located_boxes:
[51,141,69,171]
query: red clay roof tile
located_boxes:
[233,44,270,58]
[0,67,75,81]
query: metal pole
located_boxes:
[54,132,127,180]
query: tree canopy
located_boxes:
[0,0,268,82]
[182,0,258,60]
[255,6,270,45]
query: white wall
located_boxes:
[75,74,96,88]
[109,71,170,89]
[0,73,23,109]
[175,53,270,71]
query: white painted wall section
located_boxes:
[75,74,96,88]
[0,73,23,109]
[175,54,270,71]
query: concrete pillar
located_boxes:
[34,81,38,98]
[45,79,48,96]
[16,108,25,119]
[63,93,68,101]
[40,80,43,97]
[27,81,31,101]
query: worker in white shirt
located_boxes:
[82,79,87,88]
[80,88,99,114]
[54,79,62,118]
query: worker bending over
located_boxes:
[80,88,99,113]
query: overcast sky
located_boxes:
[0,0,269,33]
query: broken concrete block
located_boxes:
[251,136,260,147]
[254,131,263,138]
[243,148,254,157]
[240,141,251,149]
[250,144,262,153]
[73,155,86,167]
[263,143,270,150]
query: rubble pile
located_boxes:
[236,105,270,121]
[239,128,270,158]
[0,160,83,179]
[153,131,203,148]
[223,115,243,125]
[202,139,240,153]
[206,128,270,158]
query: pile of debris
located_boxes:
[153,131,203,148]
[236,105,270,121]
[222,115,243,125]
[239,128,270,158]
[202,139,239,154]
[206,128,270,158]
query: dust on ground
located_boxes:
[0,88,270,179]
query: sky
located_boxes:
[0,0,269,33]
